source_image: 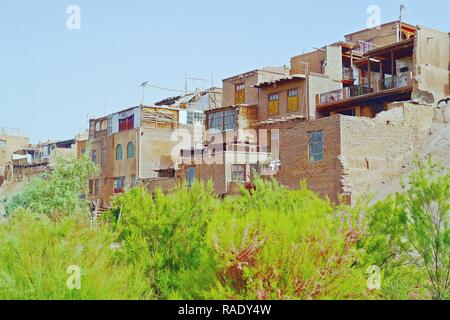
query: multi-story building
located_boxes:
[179,68,291,195]
[180,21,450,203]
[275,23,450,203]
[88,87,222,206]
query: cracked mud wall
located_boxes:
[339,102,434,202]
[412,27,450,103]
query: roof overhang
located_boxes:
[253,74,306,88]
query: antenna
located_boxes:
[186,77,208,92]
[398,4,406,42]
[140,81,148,106]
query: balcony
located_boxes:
[354,41,380,55]
[318,73,412,108]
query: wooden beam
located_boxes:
[391,50,395,77]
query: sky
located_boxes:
[0,0,448,143]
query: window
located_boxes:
[207,109,238,131]
[231,164,246,183]
[127,142,135,159]
[130,175,137,188]
[114,177,125,193]
[186,166,196,188]
[287,89,299,112]
[119,115,135,132]
[101,148,106,166]
[92,150,97,164]
[89,180,94,195]
[94,179,99,196]
[187,111,205,126]
[100,119,108,130]
[0,139,6,147]
[116,144,123,160]
[235,83,245,104]
[268,93,280,115]
[309,131,324,162]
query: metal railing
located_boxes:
[354,40,380,55]
[318,73,412,106]
[319,89,344,105]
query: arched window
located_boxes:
[127,142,135,159]
[116,144,123,160]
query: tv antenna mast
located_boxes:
[398,4,406,42]
[140,81,148,106]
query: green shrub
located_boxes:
[0,212,151,300]
[205,179,370,300]
[4,155,98,217]
[107,182,220,299]
[361,160,450,300]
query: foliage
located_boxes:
[361,159,450,300]
[108,179,371,300]
[3,155,99,217]
[106,182,220,299]
[0,211,151,300]
[2,156,448,300]
[205,179,370,300]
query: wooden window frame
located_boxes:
[308,131,324,163]
[287,89,299,112]
[268,93,280,116]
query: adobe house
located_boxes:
[179,21,449,204]
[0,128,29,181]
[88,88,222,207]
[276,23,450,203]
[179,68,290,195]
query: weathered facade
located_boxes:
[88,88,222,206]
[179,21,450,203]
[0,128,29,181]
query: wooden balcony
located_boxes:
[317,73,413,111]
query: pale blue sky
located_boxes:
[0,0,448,142]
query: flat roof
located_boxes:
[363,38,414,58]
[345,20,417,38]
[253,74,306,88]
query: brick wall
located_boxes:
[258,79,307,121]
[276,115,343,202]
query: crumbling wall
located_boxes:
[413,27,450,103]
[339,102,434,201]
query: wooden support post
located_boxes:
[391,50,395,77]
[367,59,371,90]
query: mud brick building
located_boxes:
[180,21,450,203]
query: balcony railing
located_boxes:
[319,89,344,105]
[318,73,412,106]
[354,40,380,55]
